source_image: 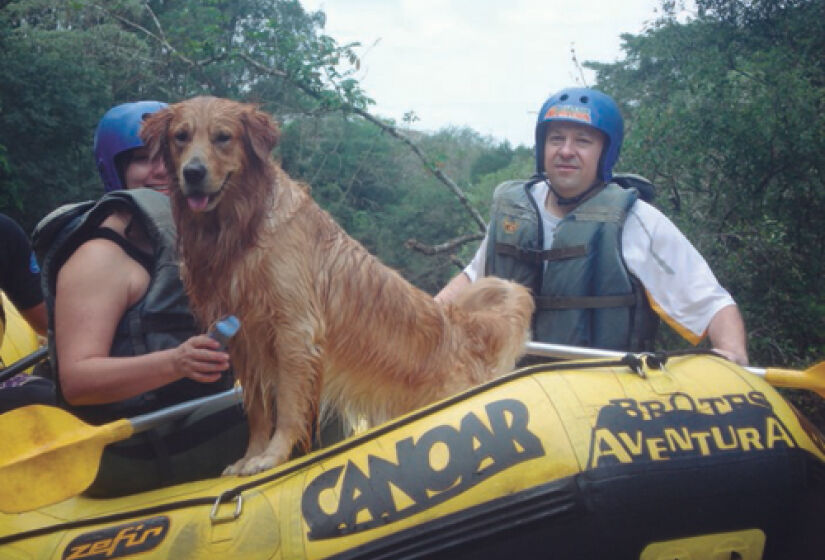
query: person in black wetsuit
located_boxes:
[0,213,47,335]
[0,212,54,413]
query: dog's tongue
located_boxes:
[187,195,210,212]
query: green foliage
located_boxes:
[0,0,504,297]
[588,0,825,366]
[279,115,402,246]
[278,117,527,293]
[140,0,370,111]
[0,0,525,296]
[0,0,371,230]
[0,2,148,228]
[468,148,533,211]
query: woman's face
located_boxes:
[123,146,170,195]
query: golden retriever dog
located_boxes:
[141,96,534,475]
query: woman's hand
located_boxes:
[172,335,232,383]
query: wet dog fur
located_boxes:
[141,96,534,475]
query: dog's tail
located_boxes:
[452,276,534,375]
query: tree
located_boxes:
[587,0,825,365]
[279,115,402,252]
[0,0,369,230]
[278,115,528,293]
[0,1,157,228]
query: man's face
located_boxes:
[543,121,605,197]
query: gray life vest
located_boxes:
[485,178,659,351]
[33,189,233,424]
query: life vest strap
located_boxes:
[495,242,588,263]
[535,294,636,310]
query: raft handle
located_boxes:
[620,353,646,378]
[210,491,243,524]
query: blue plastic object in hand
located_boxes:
[208,315,240,351]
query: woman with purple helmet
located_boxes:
[36,101,247,497]
[94,100,171,193]
[437,87,748,366]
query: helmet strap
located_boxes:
[546,177,605,206]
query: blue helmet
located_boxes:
[534,88,624,182]
[93,100,168,192]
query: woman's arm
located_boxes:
[55,235,229,406]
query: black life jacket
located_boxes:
[32,189,232,424]
[485,175,659,351]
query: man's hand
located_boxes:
[707,305,749,366]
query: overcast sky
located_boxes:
[299,0,664,147]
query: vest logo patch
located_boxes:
[301,398,544,540]
[502,218,519,233]
[544,104,592,124]
[62,516,169,560]
[587,391,797,469]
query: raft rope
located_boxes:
[0,350,722,546]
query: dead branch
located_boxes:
[570,43,590,87]
[405,232,484,256]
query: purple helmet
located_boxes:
[93,101,168,192]
[534,88,624,182]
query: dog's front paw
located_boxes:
[236,453,287,476]
[222,457,249,476]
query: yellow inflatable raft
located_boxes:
[1,354,825,559]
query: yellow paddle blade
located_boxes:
[763,361,825,399]
[0,405,133,513]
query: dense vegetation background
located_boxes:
[1,0,824,417]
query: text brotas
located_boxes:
[588,391,797,468]
[302,398,544,539]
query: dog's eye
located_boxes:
[215,132,232,143]
[174,130,189,143]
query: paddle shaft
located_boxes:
[0,346,48,383]
[524,341,825,398]
[130,384,243,433]
[525,341,626,362]
[525,340,765,374]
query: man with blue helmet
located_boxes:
[437,87,748,365]
[34,101,247,496]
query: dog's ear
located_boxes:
[241,106,280,164]
[139,107,174,162]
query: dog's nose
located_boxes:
[183,162,207,185]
